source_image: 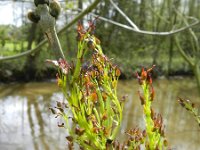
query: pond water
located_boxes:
[0,78,199,150]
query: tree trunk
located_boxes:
[23,23,40,81]
[167,36,174,76]
[193,64,200,95]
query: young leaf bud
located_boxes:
[34,0,49,7]
[27,11,40,23]
[49,0,61,19]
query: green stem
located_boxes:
[193,63,200,95]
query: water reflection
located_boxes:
[0,83,66,150]
[0,79,200,149]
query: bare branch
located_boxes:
[109,0,200,35]
[175,10,199,51]
[0,0,101,62]
[84,9,200,36]
[109,0,139,30]
[175,37,194,67]
[0,40,47,62]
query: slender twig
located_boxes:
[0,0,101,61]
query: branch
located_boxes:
[0,0,101,62]
[109,0,200,35]
[82,8,199,36]
[175,10,200,51]
[109,0,139,30]
[175,37,194,67]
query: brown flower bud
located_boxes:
[66,136,73,142]
[150,86,155,101]
[57,122,64,127]
[49,107,57,114]
[115,68,121,77]
[56,101,62,107]
[75,127,85,136]
[138,91,145,105]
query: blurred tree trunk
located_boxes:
[167,36,174,76]
[139,0,146,29]
[167,0,179,76]
[23,23,40,81]
[152,0,166,65]
[20,1,25,52]
[188,0,195,16]
[27,24,37,49]
[78,0,83,23]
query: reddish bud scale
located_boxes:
[102,92,107,101]
[150,107,155,120]
[142,130,147,137]
[138,91,145,105]
[92,127,99,134]
[141,68,147,80]
[102,111,108,120]
[90,92,98,103]
[147,74,152,85]
[75,127,85,136]
[136,72,143,85]
[66,136,73,142]
[150,86,155,101]
[115,68,121,77]
[147,65,156,73]
[103,127,110,136]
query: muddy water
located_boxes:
[0,78,199,150]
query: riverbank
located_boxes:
[0,64,194,83]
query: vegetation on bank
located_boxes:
[0,24,194,82]
[1,0,199,82]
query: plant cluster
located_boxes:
[49,21,124,149]
[134,66,167,149]
[178,97,200,126]
[49,22,168,149]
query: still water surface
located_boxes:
[0,78,200,150]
